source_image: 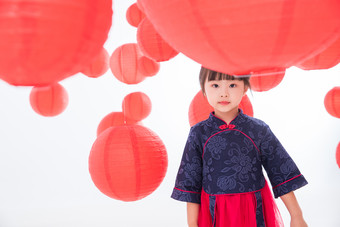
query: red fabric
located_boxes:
[198,181,283,227]
[261,181,284,227]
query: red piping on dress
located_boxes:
[203,112,260,157]
[273,174,302,189]
[174,187,201,194]
[202,129,260,158]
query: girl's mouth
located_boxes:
[219,101,230,105]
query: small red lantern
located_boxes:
[324,87,340,118]
[137,18,178,62]
[189,91,253,126]
[110,43,148,84]
[126,3,145,27]
[138,56,160,77]
[250,69,285,92]
[81,48,109,78]
[97,112,140,136]
[89,125,168,201]
[336,142,340,168]
[29,83,68,117]
[0,0,112,86]
[139,0,340,75]
[122,92,152,122]
[296,38,340,70]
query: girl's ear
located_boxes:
[243,85,249,95]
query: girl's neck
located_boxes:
[214,107,239,124]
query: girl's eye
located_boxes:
[212,84,219,88]
[230,84,236,88]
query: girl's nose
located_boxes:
[220,87,228,97]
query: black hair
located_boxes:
[199,66,251,94]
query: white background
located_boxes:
[0,1,340,226]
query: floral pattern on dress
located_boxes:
[206,135,226,160]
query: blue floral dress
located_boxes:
[171,110,308,227]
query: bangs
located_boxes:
[207,71,236,81]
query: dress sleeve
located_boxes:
[171,127,203,204]
[260,125,308,198]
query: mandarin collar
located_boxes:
[209,109,244,130]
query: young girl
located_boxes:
[171,67,308,227]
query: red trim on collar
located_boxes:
[212,110,240,129]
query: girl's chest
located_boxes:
[201,129,265,194]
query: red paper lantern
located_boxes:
[126,3,145,27]
[137,18,179,62]
[138,56,160,77]
[250,69,286,92]
[81,48,109,78]
[110,43,148,84]
[97,112,140,136]
[296,38,340,70]
[324,87,340,118]
[189,91,253,127]
[139,0,340,75]
[336,142,340,168]
[89,125,168,201]
[0,0,112,86]
[136,0,145,13]
[29,83,68,117]
[122,92,152,121]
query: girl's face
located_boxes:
[204,78,248,119]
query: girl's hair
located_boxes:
[199,66,251,94]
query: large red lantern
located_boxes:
[29,83,68,117]
[110,43,148,84]
[126,3,145,28]
[137,18,179,62]
[138,0,340,75]
[336,142,340,168]
[0,0,112,86]
[250,69,286,92]
[189,91,253,127]
[122,92,152,122]
[324,87,340,118]
[81,48,109,78]
[296,38,340,70]
[89,125,168,201]
[96,112,140,137]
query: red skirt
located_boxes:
[198,181,284,227]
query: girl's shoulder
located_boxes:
[240,113,270,130]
